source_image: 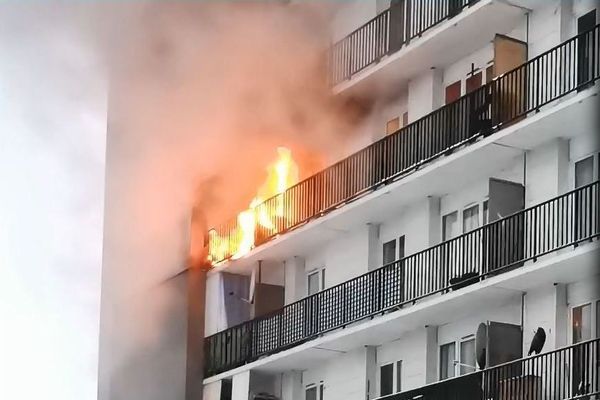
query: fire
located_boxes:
[208,147,299,264]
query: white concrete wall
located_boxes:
[302,347,368,400]
[377,328,428,393]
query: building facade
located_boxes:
[202,1,600,399]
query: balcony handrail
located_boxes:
[208,24,600,265]
[378,337,600,399]
[204,180,599,376]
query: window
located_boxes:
[462,204,480,233]
[443,212,459,241]
[383,240,396,265]
[459,338,476,375]
[305,382,324,400]
[575,156,594,188]
[383,235,406,265]
[482,200,489,225]
[380,363,394,396]
[445,81,462,104]
[402,112,409,127]
[386,117,400,135]
[573,303,592,343]
[380,361,402,396]
[307,269,325,296]
[440,342,456,380]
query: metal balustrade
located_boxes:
[209,25,600,265]
[379,338,600,400]
[329,0,478,86]
[204,181,600,377]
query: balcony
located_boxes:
[204,181,600,377]
[329,0,524,96]
[378,338,600,400]
[209,26,600,265]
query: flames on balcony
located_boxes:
[208,147,299,264]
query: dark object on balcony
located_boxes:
[476,322,487,369]
[449,271,479,290]
[253,393,278,400]
[528,327,546,356]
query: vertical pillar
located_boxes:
[365,346,378,400]
[232,371,251,400]
[559,0,575,42]
[284,256,306,305]
[186,267,207,400]
[426,196,441,247]
[202,381,222,400]
[408,68,444,122]
[367,223,382,271]
[554,283,568,348]
[424,325,439,384]
[281,371,303,400]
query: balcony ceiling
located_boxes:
[333,0,526,99]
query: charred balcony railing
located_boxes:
[209,26,600,264]
[379,338,600,400]
[329,0,479,86]
[204,181,600,377]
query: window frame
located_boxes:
[307,268,325,296]
[382,235,406,265]
[379,360,402,396]
[305,381,324,400]
[572,152,599,189]
[442,199,489,241]
[570,298,600,344]
[439,335,477,380]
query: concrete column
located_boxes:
[408,68,444,122]
[202,381,222,400]
[281,371,303,400]
[559,0,575,42]
[232,371,251,400]
[284,256,306,305]
[426,196,441,247]
[186,268,207,400]
[365,346,378,400]
[367,223,382,271]
[424,325,439,384]
[554,283,568,348]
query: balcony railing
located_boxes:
[379,338,600,400]
[209,25,600,264]
[204,181,600,377]
[329,0,479,86]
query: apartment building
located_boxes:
[201,1,600,399]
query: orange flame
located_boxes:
[208,147,299,264]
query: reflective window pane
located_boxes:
[460,339,476,375]
[575,156,594,188]
[463,205,480,233]
[440,342,456,379]
[308,271,320,296]
[306,387,317,400]
[396,361,402,393]
[380,364,393,396]
[443,212,459,241]
[383,240,397,265]
[573,304,591,343]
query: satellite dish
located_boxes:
[475,322,487,369]
[528,327,546,356]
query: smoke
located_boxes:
[0,2,373,398]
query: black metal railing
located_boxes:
[209,25,600,264]
[379,338,600,400]
[204,181,600,377]
[329,0,479,86]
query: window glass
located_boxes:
[443,212,459,241]
[395,361,402,393]
[319,383,324,400]
[383,240,397,265]
[440,342,456,380]
[306,386,317,400]
[463,205,480,233]
[386,117,400,135]
[483,200,489,225]
[380,364,394,396]
[575,156,594,188]
[573,304,592,343]
[460,339,476,375]
[308,271,321,296]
